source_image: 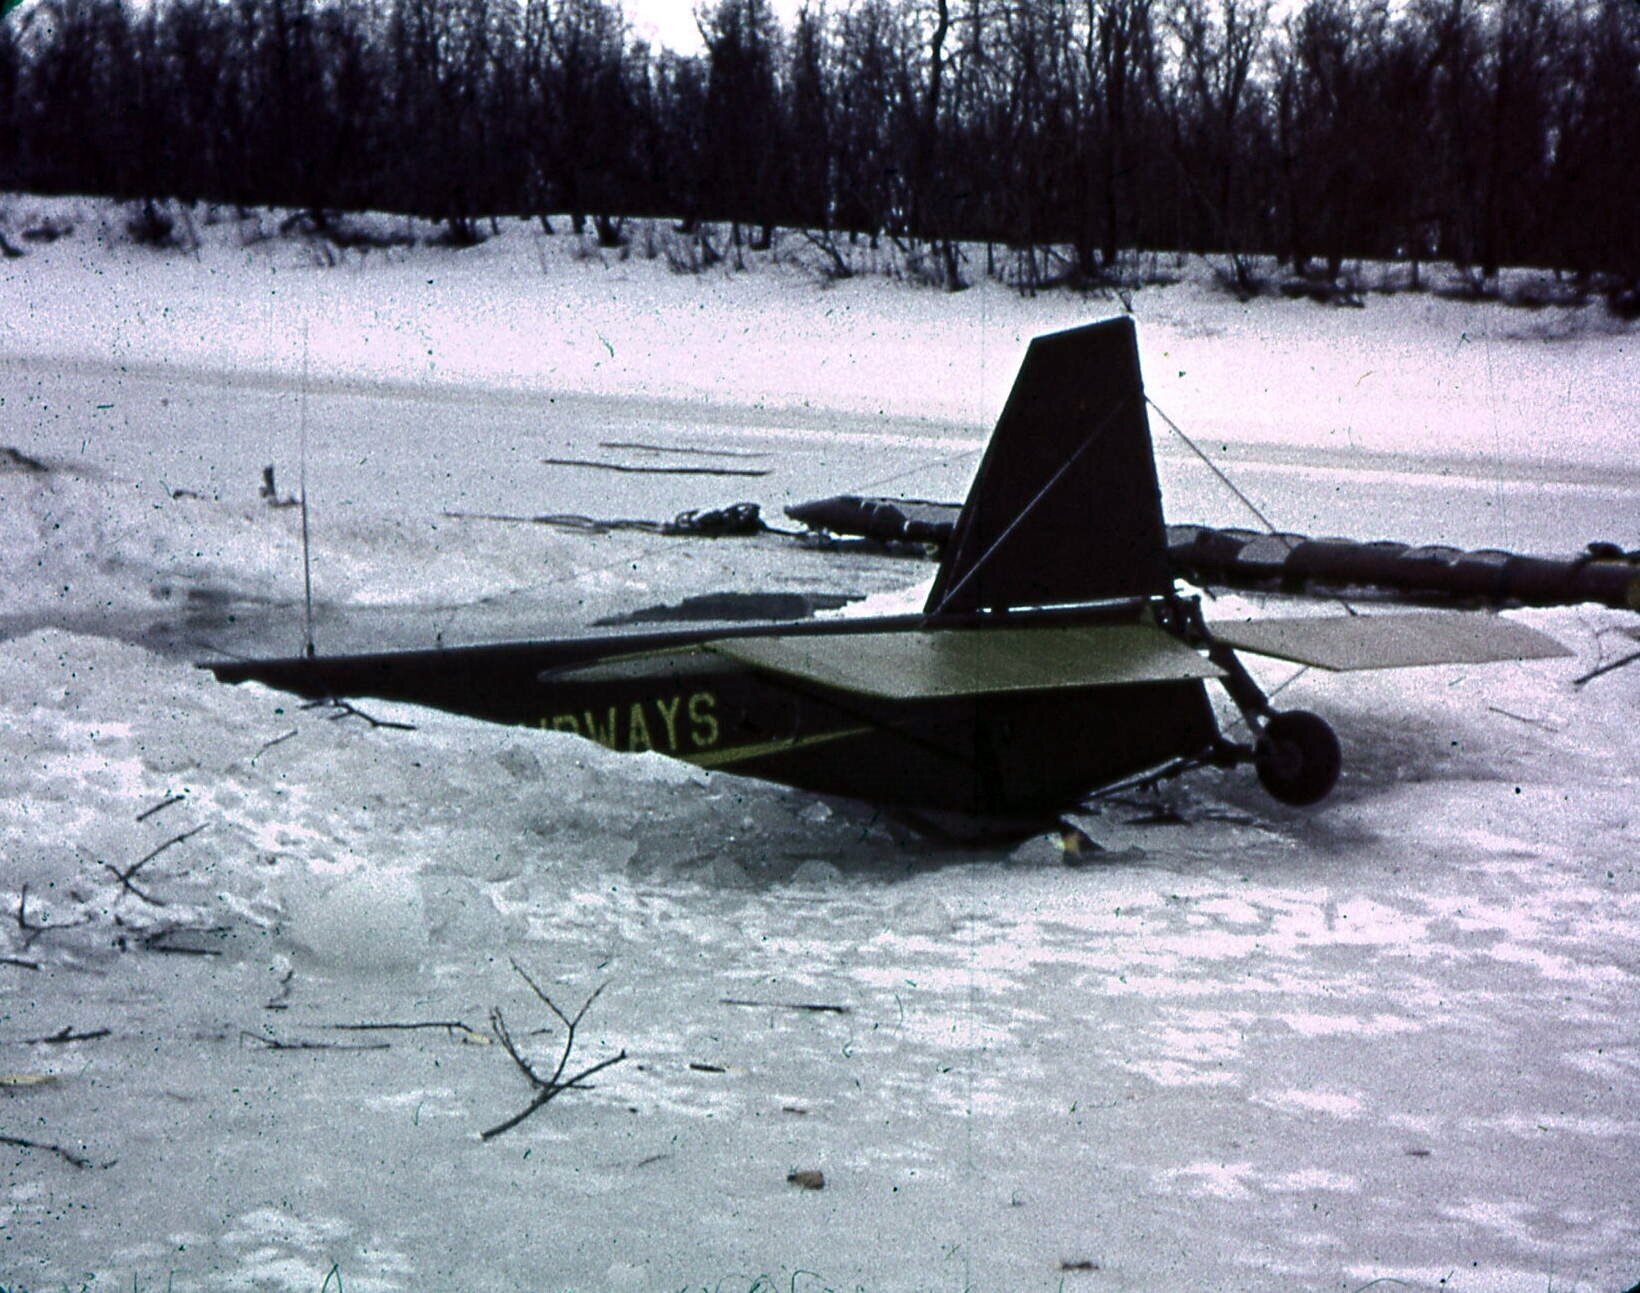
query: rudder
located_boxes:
[926,317,1171,615]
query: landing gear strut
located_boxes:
[1175,600,1344,806]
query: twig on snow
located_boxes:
[0,1133,101,1170]
[15,885,90,949]
[720,998,851,1015]
[17,1026,111,1045]
[239,1029,391,1053]
[252,728,300,761]
[136,793,186,823]
[130,923,229,957]
[1573,647,1640,688]
[1485,705,1565,732]
[101,823,208,906]
[302,698,417,731]
[265,968,296,1011]
[324,1020,490,1045]
[599,441,769,461]
[481,961,627,1141]
[541,455,769,479]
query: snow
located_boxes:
[1,196,1638,1292]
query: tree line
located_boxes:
[1,0,1635,291]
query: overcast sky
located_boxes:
[626,0,807,54]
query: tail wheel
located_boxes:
[1255,710,1341,806]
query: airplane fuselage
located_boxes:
[212,602,1220,820]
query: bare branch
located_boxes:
[0,1133,100,1170]
[100,865,165,907]
[482,967,626,1141]
[720,997,852,1015]
[488,1006,546,1087]
[239,1030,390,1053]
[253,728,300,761]
[16,885,91,948]
[323,1020,489,1044]
[136,793,186,822]
[508,957,573,1028]
[302,698,418,731]
[1573,647,1640,688]
[480,1048,628,1142]
[568,980,609,1030]
[102,823,208,906]
[540,456,770,479]
[18,1026,111,1045]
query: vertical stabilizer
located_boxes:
[926,317,1171,614]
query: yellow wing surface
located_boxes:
[702,611,1567,700]
[706,623,1222,700]
[1209,611,1570,672]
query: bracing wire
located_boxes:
[300,323,316,658]
[1144,395,1285,537]
[1146,394,1359,616]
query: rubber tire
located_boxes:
[1255,710,1342,806]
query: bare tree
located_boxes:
[698,0,785,249]
[1547,0,1640,301]
[1087,0,1161,271]
[1164,0,1274,267]
[784,4,833,232]
[831,0,912,240]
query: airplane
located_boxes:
[207,318,1570,837]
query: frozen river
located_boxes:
[6,352,1633,663]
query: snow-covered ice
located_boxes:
[1,197,1637,1291]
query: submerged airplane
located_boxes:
[209,319,1568,833]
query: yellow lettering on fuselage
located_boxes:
[688,691,719,748]
[582,707,618,746]
[627,702,653,752]
[542,690,720,756]
[655,694,683,748]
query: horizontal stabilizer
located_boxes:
[1210,612,1570,672]
[707,624,1222,700]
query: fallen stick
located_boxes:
[1486,705,1563,731]
[302,698,417,731]
[1573,647,1640,688]
[16,885,92,949]
[720,998,851,1015]
[102,823,208,906]
[20,1026,111,1045]
[542,456,769,478]
[136,793,186,823]
[599,441,769,460]
[0,1133,97,1170]
[137,925,229,957]
[324,1020,490,1044]
[480,1047,627,1141]
[444,509,658,534]
[481,962,628,1141]
[239,1030,390,1053]
[252,728,300,760]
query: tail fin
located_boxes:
[925,317,1171,615]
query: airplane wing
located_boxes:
[1209,611,1571,672]
[706,623,1223,700]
